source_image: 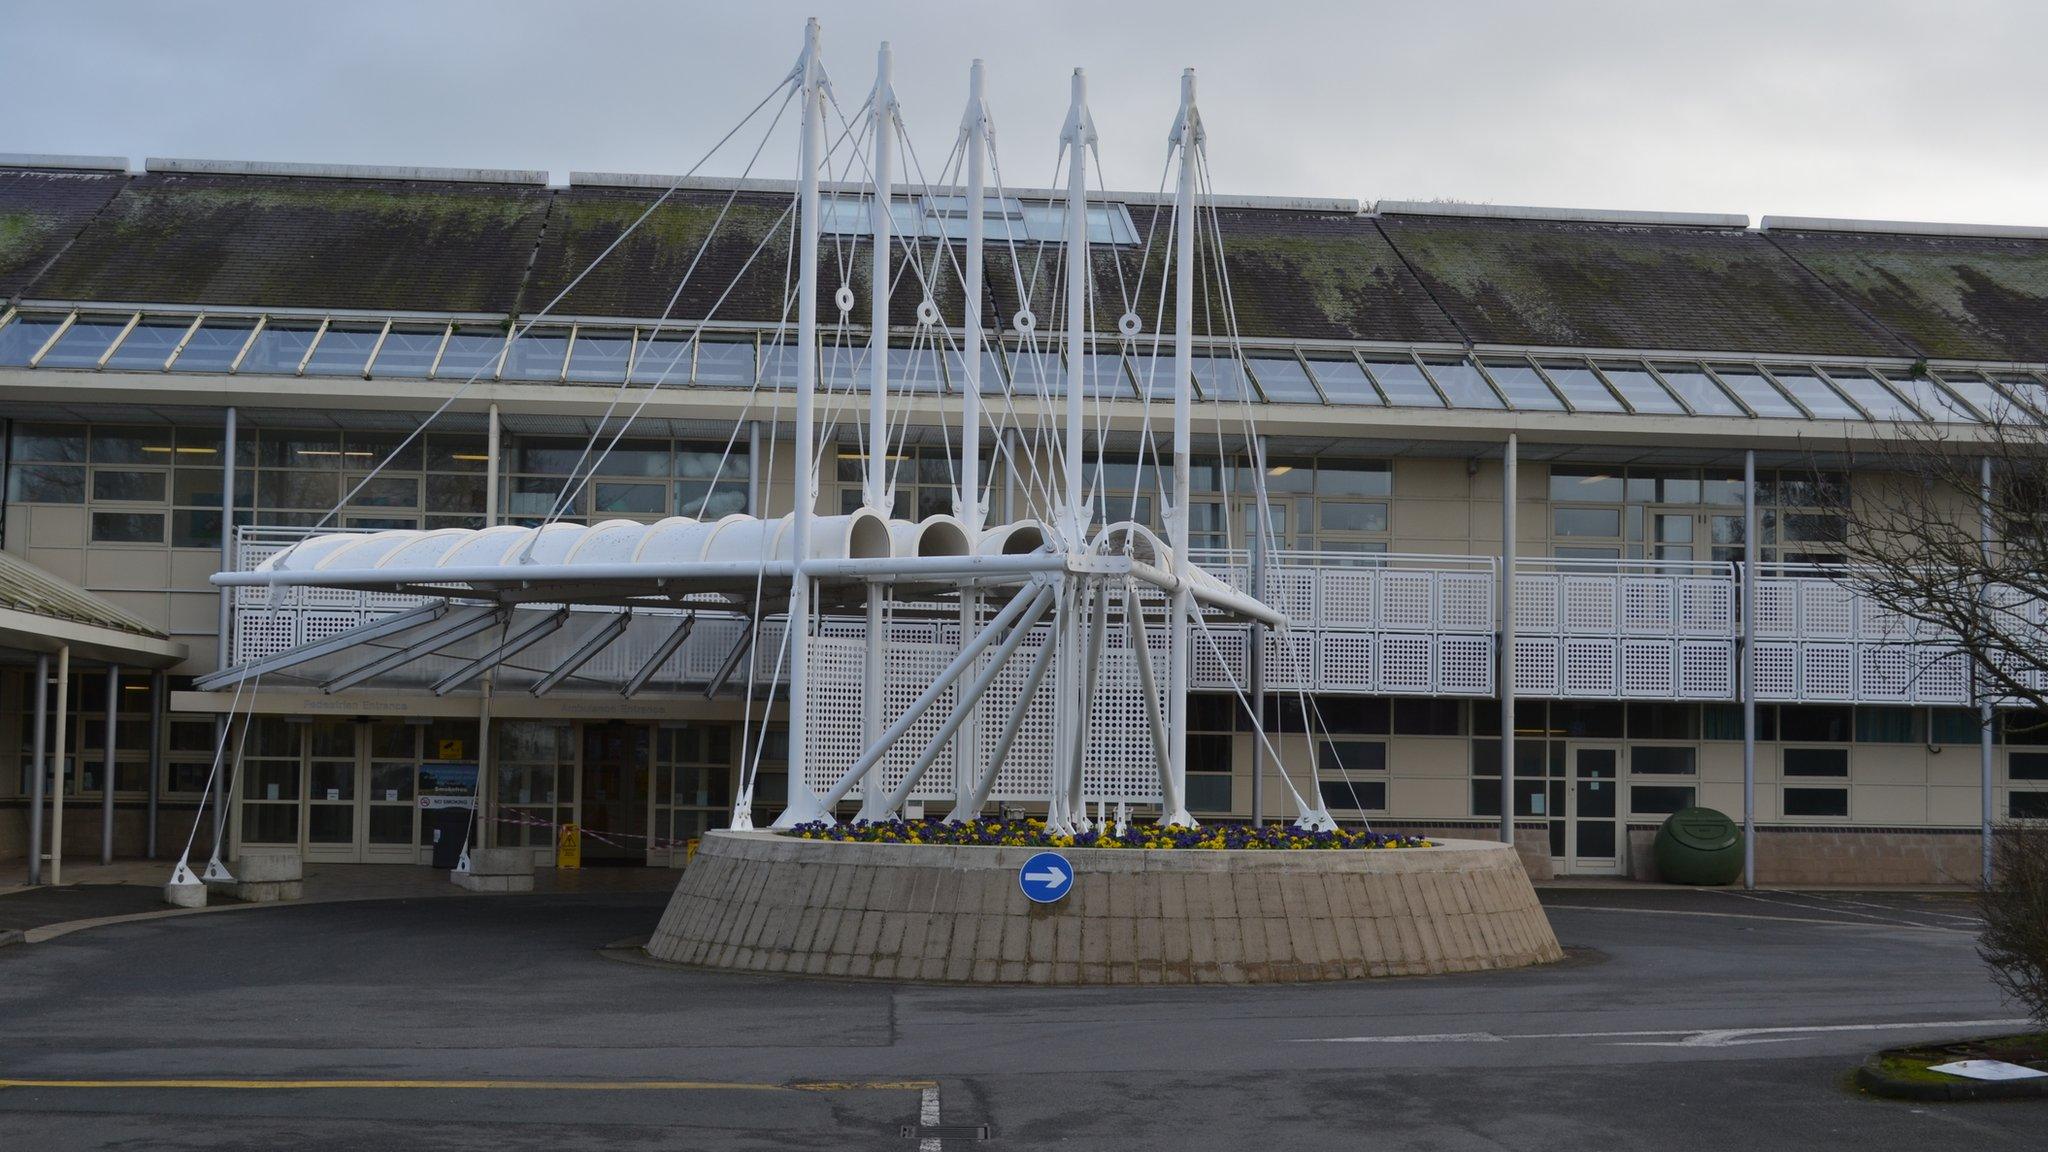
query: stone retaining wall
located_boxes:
[645,830,1562,984]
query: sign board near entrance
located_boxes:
[556,822,582,869]
[1018,851,1072,903]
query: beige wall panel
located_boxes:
[26,545,84,583]
[1390,775,1467,818]
[1853,747,1930,786]
[87,547,170,588]
[1699,743,1744,783]
[1928,785,1982,825]
[1927,752,1983,789]
[27,506,85,549]
[1699,781,1747,819]
[170,549,221,589]
[1853,784,1926,824]
[1390,737,1468,777]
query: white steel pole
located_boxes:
[1050,69,1094,833]
[1742,449,1757,889]
[774,17,831,828]
[951,59,990,817]
[485,403,500,527]
[51,644,69,886]
[1163,67,1200,828]
[858,41,897,824]
[1500,434,1517,847]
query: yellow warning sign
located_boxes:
[437,738,465,760]
[555,822,582,869]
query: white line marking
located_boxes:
[1299,1018,2029,1046]
[1541,902,1976,934]
[920,1084,942,1152]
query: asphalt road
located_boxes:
[0,885,2037,1150]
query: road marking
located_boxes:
[0,1078,936,1092]
[1541,902,1976,934]
[1299,1018,2030,1047]
[920,1084,943,1152]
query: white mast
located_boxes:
[945,60,991,823]
[857,41,897,824]
[1162,67,1199,827]
[774,17,830,828]
[1052,68,1095,832]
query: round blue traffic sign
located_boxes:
[1018,851,1073,904]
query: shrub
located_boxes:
[1980,822,2048,1028]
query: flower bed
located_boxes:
[789,818,1431,850]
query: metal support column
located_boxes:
[485,403,501,527]
[747,421,763,516]
[27,652,47,885]
[1742,449,1758,889]
[1979,455,1995,888]
[772,18,830,828]
[857,41,898,825]
[216,406,237,669]
[51,644,69,885]
[947,59,990,820]
[1161,68,1201,828]
[1499,435,1516,846]
[101,663,119,864]
[146,670,164,859]
[1250,436,1268,827]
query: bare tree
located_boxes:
[1828,402,2048,715]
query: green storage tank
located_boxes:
[1653,807,1743,885]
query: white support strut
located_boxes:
[1163,66,1201,827]
[858,40,898,824]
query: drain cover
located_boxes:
[902,1123,992,1140]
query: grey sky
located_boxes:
[7,0,2044,225]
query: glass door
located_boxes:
[579,722,650,865]
[1567,745,1623,875]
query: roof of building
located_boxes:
[1761,226,2048,362]
[26,171,553,313]
[0,166,127,298]
[1372,211,1910,356]
[4,158,2048,368]
[0,546,185,667]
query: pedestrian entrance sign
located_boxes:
[1018,851,1072,903]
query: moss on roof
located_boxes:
[1766,230,2048,361]
[0,169,127,298]
[29,173,550,312]
[525,187,974,325]
[1375,214,1911,357]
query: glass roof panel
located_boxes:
[760,340,804,390]
[1939,371,2038,424]
[502,330,570,381]
[1989,372,2048,418]
[1192,353,1252,402]
[37,317,131,368]
[1246,355,1321,403]
[947,345,1008,396]
[238,323,318,375]
[1654,363,1746,416]
[892,346,950,395]
[1422,358,1504,409]
[0,315,65,366]
[1361,357,1442,408]
[1769,368,1860,419]
[1303,356,1382,405]
[369,326,444,378]
[1081,350,1130,399]
[101,318,188,371]
[695,339,755,387]
[1709,365,1804,418]
[1480,359,1563,410]
[629,337,690,384]
[1824,369,1920,420]
[564,330,632,383]
[433,327,504,381]
[1007,348,1065,398]
[1597,362,1685,414]
[303,324,384,376]
[1878,371,1977,423]
[1538,360,1626,412]
[167,319,255,373]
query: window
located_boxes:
[2009,753,2048,782]
[564,329,632,383]
[1709,365,1804,418]
[1627,703,1698,740]
[1480,359,1564,410]
[1783,748,1849,777]
[1631,785,1695,815]
[1554,507,1620,537]
[1597,362,1685,414]
[167,319,256,373]
[1630,747,1696,775]
[1422,358,1503,408]
[102,318,194,371]
[36,316,131,368]
[1779,705,1851,743]
[657,723,735,849]
[1246,355,1320,403]
[369,326,448,377]
[1654,364,1745,415]
[434,326,506,380]
[1855,706,1925,744]
[1392,699,1463,736]
[1362,358,1443,407]
[503,330,570,380]
[0,314,68,365]
[303,324,385,376]
[1318,735,1387,814]
[1784,787,1848,818]
[1767,369,1860,419]
[239,717,301,845]
[1319,778,1386,813]
[837,446,981,522]
[1186,732,1234,815]
[1305,356,1381,404]
[2012,793,2048,819]
[1539,360,1626,412]
[822,194,1140,245]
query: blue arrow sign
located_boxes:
[1018,850,1073,903]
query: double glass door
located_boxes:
[580,723,649,865]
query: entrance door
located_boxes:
[580,722,650,865]
[1566,745,1623,875]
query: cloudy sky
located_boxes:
[7,0,2044,225]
